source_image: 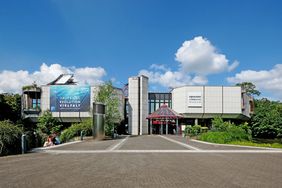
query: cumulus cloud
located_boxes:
[149,64,170,72]
[227,64,282,100]
[139,36,236,89]
[0,63,106,93]
[175,36,238,75]
[139,68,208,88]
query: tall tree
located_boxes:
[236,82,261,96]
[250,99,282,139]
[37,111,62,135]
[0,93,21,122]
[95,81,121,136]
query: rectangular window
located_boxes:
[32,99,41,109]
[150,102,155,113]
[32,99,37,108]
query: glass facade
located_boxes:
[148,93,173,134]
[148,93,172,114]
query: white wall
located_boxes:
[172,87,186,113]
[128,77,139,135]
[41,86,50,112]
[223,87,241,114]
[172,86,244,117]
[128,75,149,135]
[205,87,222,114]
[140,76,148,134]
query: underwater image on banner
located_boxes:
[50,85,90,112]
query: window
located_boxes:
[32,99,40,109]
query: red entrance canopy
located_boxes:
[147,104,184,119]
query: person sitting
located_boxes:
[43,136,55,147]
[52,133,61,145]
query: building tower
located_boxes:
[128,75,148,135]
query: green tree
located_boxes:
[0,120,22,156]
[37,111,62,135]
[236,82,261,96]
[0,93,21,122]
[250,99,282,139]
[95,81,121,136]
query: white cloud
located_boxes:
[149,64,170,72]
[74,67,106,85]
[139,36,236,89]
[175,36,238,75]
[227,64,282,100]
[139,69,208,89]
[0,63,106,93]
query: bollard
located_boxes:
[33,131,38,148]
[80,130,84,141]
[93,102,106,140]
[21,134,26,154]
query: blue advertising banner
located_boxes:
[50,85,90,112]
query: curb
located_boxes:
[190,139,282,150]
[31,140,82,152]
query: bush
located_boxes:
[211,116,229,132]
[37,111,62,135]
[201,127,208,133]
[0,120,22,156]
[199,117,252,144]
[200,132,232,144]
[60,119,92,143]
[184,125,202,137]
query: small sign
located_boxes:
[188,92,202,107]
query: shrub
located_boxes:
[184,125,202,137]
[201,127,208,133]
[200,132,232,144]
[199,117,252,144]
[0,120,22,156]
[37,111,62,135]
[184,125,192,136]
[200,125,251,144]
[60,119,92,143]
[211,116,229,132]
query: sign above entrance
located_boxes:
[187,92,202,107]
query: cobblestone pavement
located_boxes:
[1,135,282,188]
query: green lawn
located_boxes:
[228,141,282,149]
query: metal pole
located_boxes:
[176,118,179,135]
[166,119,168,135]
[150,119,153,135]
[80,130,84,141]
[21,134,26,154]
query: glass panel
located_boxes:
[32,99,37,108]
[150,103,155,113]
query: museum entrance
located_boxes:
[151,121,177,134]
[147,104,183,135]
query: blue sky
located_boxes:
[0,0,282,100]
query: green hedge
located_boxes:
[184,125,202,136]
[0,120,23,156]
[200,132,232,144]
[199,117,252,144]
[200,125,251,144]
[60,119,92,143]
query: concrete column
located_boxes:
[166,119,168,135]
[195,118,198,125]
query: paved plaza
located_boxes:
[1,135,282,188]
